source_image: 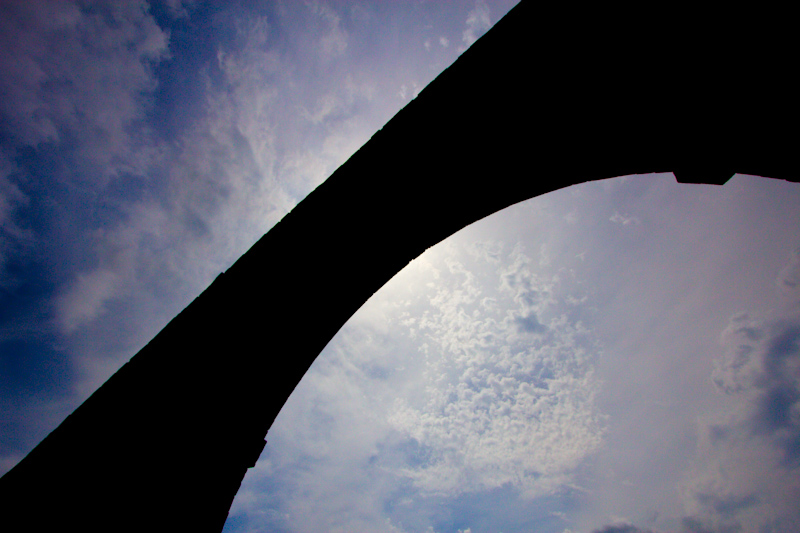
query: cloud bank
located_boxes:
[682,304,800,532]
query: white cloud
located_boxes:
[462,1,491,47]
[609,211,640,226]
[231,314,419,532]
[0,0,169,175]
[712,312,765,394]
[564,211,579,225]
[226,174,800,532]
[561,174,800,533]
[56,269,121,333]
[222,174,799,532]
[388,244,605,498]
[681,310,800,532]
[440,36,450,48]
[53,202,168,340]
[398,82,421,101]
[777,247,800,300]
[308,1,348,61]
[467,240,503,264]
[228,217,606,530]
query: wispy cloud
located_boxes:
[56,269,121,333]
[0,154,32,286]
[308,1,348,61]
[0,8,412,470]
[609,211,640,226]
[40,1,381,389]
[0,0,168,297]
[0,0,168,171]
[462,0,491,47]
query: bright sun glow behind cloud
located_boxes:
[227,174,800,533]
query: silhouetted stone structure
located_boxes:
[1,2,798,531]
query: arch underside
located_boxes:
[1,2,798,531]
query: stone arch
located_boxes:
[1,2,798,532]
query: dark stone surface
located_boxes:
[1,1,797,531]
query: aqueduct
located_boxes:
[1,1,798,531]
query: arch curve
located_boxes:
[1,2,798,531]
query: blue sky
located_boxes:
[1,2,800,532]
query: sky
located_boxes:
[1,1,799,532]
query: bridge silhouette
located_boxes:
[1,1,798,531]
